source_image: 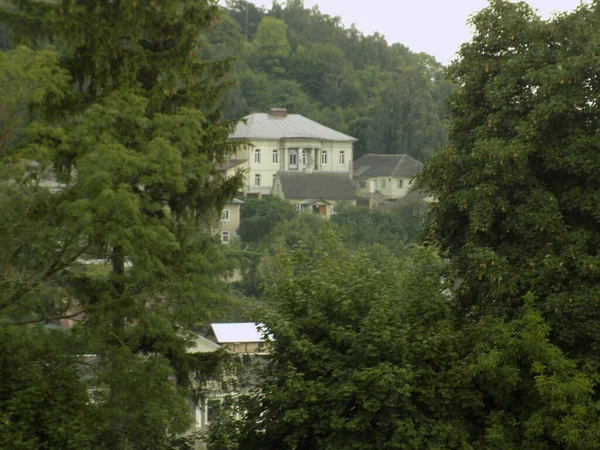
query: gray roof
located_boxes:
[277,172,356,200]
[216,158,247,171]
[230,113,357,142]
[353,154,423,179]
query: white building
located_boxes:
[227,108,357,196]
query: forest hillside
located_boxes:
[207,0,455,161]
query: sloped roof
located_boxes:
[188,334,221,353]
[215,158,247,171]
[210,323,264,343]
[353,154,423,179]
[277,172,356,200]
[230,113,357,142]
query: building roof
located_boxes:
[353,154,423,179]
[215,158,247,172]
[188,334,222,353]
[230,113,357,142]
[385,189,431,208]
[209,323,264,343]
[277,172,356,200]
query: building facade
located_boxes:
[228,108,357,196]
[353,154,424,206]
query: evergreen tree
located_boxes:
[1,1,244,447]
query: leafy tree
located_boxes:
[252,16,291,76]
[210,235,600,449]
[208,238,471,450]
[331,203,427,254]
[0,326,104,450]
[238,195,297,246]
[419,0,600,367]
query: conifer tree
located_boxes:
[1,1,243,447]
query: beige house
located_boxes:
[217,198,243,244]
[227,108,357,196]
[272,172,356,217]
[353,154,424,206]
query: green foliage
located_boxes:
[210,236,600,449]
[252,17,291,76]
[331,203,427,254]
[238,195,297,246]
[209,237,470,450]
[1,0,245,448]
[211,2,452,159]
[0,326,103,450]
[420,0,600,365]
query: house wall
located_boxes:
[356,176,414,199]
[218,202,241,244]
[286,198,356,218]
[231,139,354,195]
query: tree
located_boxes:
[238,195,297,246]
[209,235,600,449]
[0,326,104,450]
[419,0,600,367]
[208,237,475,450]
[252,17,291,76]
[331,203,427,254]
[1,0,244,447]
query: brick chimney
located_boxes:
[267,108,288,117]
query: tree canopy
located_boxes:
[0,0,244,447]
[203,1,453,160]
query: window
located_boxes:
[254,174,261,186]
[321,150,328,165]
[382,179,386,188]
[273,174,277,184]
[272,149,278,164]
[339,151,345,165]
[289,150,298,169]
[221,231,229,243]
[397,179,404,189]
[359,181,366,189]
[302,149,307,167]
[254,149,261,164]
[206,399,221,423]
[221,209,230,221]
[296,204,302,213]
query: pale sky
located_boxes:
[250,0,591,64]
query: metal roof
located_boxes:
[230,113,357,142]
[277,172,356,200]
[353,154,423,179]
[210,323,264,343]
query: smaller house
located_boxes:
[218,198,243,244]
[353,154,423,204]
[206,322,268,355]
[271,172,356,217]
[188,323,268,439]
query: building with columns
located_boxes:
[227,108,357,196]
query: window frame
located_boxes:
[321,150,328,165]
[272,149,279,164]
[221,231,230,243]
[254,173,261,186]
[221,209,230,222]
[397,179,404,189]
[289,149,298,169]
[339,150,345,165]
